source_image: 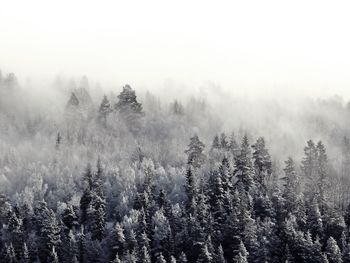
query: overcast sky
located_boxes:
[1,0,350,99]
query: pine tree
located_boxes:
[66,92,80,109]
[80,164,93,225]
[156,252,167,263]
[302,140,318,202]
[252,137,272,193]
[208,170,226,228]
[215,244,227,263]
[234,135,254,194]
[139,245,151,263]
[228,132,239,157]
[34,202,61,263]
[185,135,206,168]
[197,243,212,263]
[115,84,143,115]
[220,133,229,150]
[234,241,249,263]
[184,167,197,215]
[115,84,144,131]
[88,195,106,241]
[98,95,112,127]
[152,208,172,259]
[326,237,342,263]
[307,198,324,239]
[316,141,329,214]
[111,223,125,259]
[62,204,78,230]
[281,157,301,216]
[172,100,184,115]
[212,135,221,150]
[94,158,105,198]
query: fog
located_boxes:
[1,0,350,99]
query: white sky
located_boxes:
[1,0,350,99]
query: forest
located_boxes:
[2,70,350,263]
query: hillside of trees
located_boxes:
[2,70,350,262]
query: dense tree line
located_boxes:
[2,71,350,262]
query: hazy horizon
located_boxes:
[1,0,350,100]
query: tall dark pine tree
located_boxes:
[316,141,329,214]
[252,137,272,194]
[80,164,93,225]
[301,140,318,203]
[115,84,144,131]
[234,135,254,196]
[98,95,112,127]
[34,202,61,263]
[184,167,197,215]
[185,135,206,169]
[281,157,302,217]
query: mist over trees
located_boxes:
[2,70,350,262]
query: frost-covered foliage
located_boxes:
[1,71,350,262]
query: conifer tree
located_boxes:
[98,95,112,127]
[110,223,125,259]
[212,135,221,150]
[220,133,229,150]
[185,135,206,168]
[252,137,272,193]
[234,241,249,263]
[62,204,78,230]
[115,84,144,131]
[80,164,93,225]
[234,135,254,194]
[326,237,343,263]
[302,140,318,202]
[156,252,167,263]
[197,243,212,263]
[184,167,197,215]
[139,245,151,263]
[316,141,329,214]
[215,244,227,263]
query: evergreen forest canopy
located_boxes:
[2,70,350,262]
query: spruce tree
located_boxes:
[185,135,206,168]
[98,95,112,127]
[316,141,329,214]
[156,252,167,263]
[234,241,249,263]
[197,243,212,263]
[234,135,254,194]
[252,137,272,193]
[139,245,151,263]
[326,237,343,263]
